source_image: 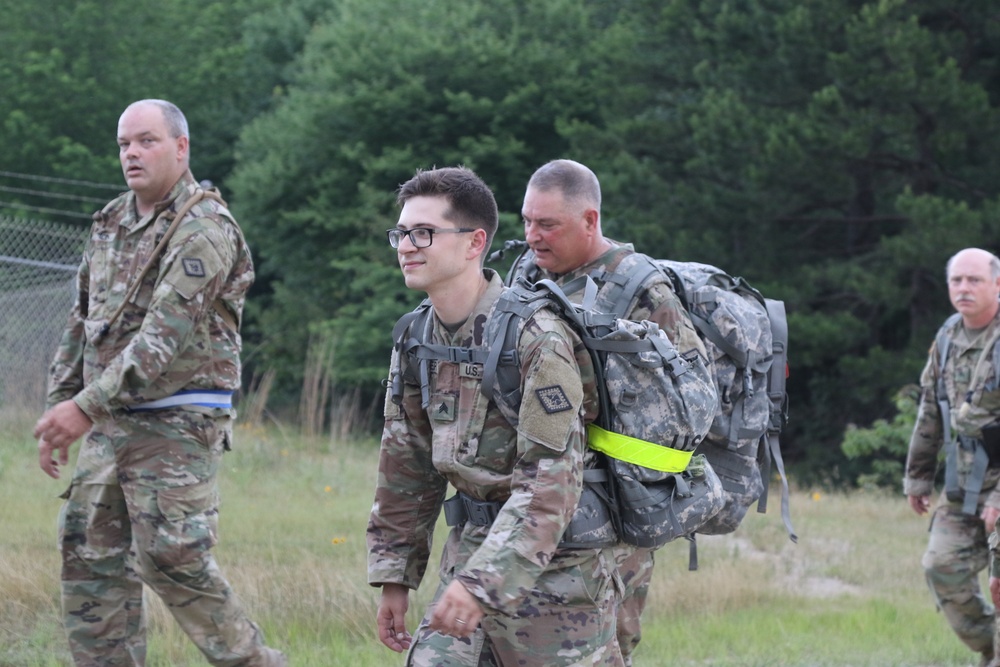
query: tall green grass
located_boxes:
[0,412,985,666]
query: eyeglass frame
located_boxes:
[386,226,478,249]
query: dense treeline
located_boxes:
[3,0,1000,486]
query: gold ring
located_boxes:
[455,618,466,625]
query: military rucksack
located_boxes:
[493,242,796,547]
[658,260,795,543]
[390,276,724,549]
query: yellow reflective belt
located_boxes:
[586,424,693,473]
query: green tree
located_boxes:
[565,0,1000,482]
[0,0,278,217]
[229,0,606,413]
[841,384,919,490]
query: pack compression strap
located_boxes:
[587,424,693,473]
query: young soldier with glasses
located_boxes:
[367,166,625,666]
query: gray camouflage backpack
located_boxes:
[659,260,795,543]
[390,276,723,549]
[493,242,796,549]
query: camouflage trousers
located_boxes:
[57,408,279,667]
[613,547,654,667]
[921,499,995,657]
[405,549,624,666]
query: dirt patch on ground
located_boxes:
[714,534,863,599]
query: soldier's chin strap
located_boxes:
[94,188,226,343]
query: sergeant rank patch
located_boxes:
[182,258,206,277]
[535,385,572,414]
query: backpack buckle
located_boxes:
[447,347,475,364]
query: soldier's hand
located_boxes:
[34,400,91,451]
[908,494,930,516]
[37,437,70,479]
[377,583,412,653]
[429,579,484,639]
[35,401,91,479]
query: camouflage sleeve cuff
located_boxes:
[366,575,416,590]
[73,386,112,422]
[903,477,934,497]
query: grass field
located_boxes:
[0,411,988,667]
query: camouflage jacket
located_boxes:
[904,309,1000,507]
[46,172,254,421]
[367,270,603,615]
[509,241,707,360]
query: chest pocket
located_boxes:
[429,360,513,473]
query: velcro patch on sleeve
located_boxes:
[518,347,583,453]
[164,234,226,300]
[535,385,572,414]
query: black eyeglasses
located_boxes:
[386,227,477,249]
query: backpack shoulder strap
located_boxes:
[389,300,433,407]
[935,312,962,439]
[583,252,665,319]
[935,312,963,508]
[481,285,557,413]
[391,299,432,348]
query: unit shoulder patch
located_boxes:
[535,385,573,414]
[182,257,206,277]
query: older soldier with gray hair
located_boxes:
[34,99,285,666]
[906,247,1000,667]
[507,159,707,665]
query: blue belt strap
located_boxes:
[130,390,234,411]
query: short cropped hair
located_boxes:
[946,249,1000,280]
[526,159,601,212]
[397,166,499,255]
[126,99,189,140]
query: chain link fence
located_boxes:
[0,216,88,412]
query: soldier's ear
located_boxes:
[176,135,190,162]
[468,228,488,261]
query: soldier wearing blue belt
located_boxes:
[34,99,285,667]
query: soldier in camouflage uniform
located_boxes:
[367,166,624,666]
[508,159,708,666]
[905,247,1000,667]
[34,100,285,667]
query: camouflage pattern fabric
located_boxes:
[905,311,1000,658]
[922,501,994,656]
[508,242,707,665]
[512,242,706,362]
[47,173,283,666]
[368,270,624,665]
[611,547,654,665]
[406,554,620,667]
[47,172,253,417]
[659,260,775,535]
